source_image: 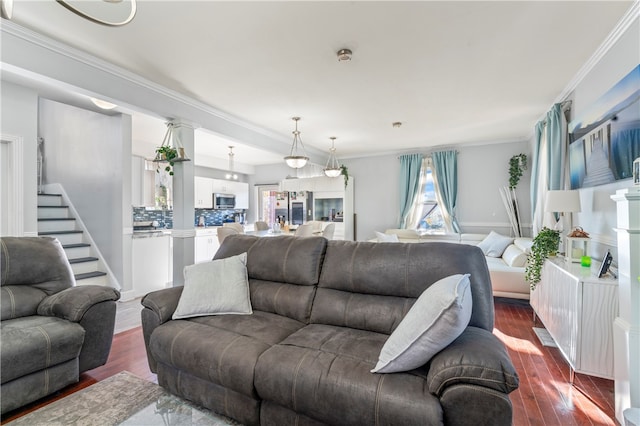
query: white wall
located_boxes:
[0,81,39,236]
[252,141,533,242]
[38,99,132,290]
[457,141,531,236]
[564,16,639,261]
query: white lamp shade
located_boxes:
[324,168,341,177]
[284,155,309,169]
[545,190,581,213]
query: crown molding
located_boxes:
[554,1,640,105]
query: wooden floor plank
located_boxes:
[2,298,617,426]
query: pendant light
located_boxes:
[324,137,341,178]
[225,146,238,180]
[284,117,309,169]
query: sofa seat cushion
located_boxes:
[149,311,305,398]
[255,324,443,425]
[1,315,85,383]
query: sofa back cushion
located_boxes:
[214,235,327,323]
[311,241,494,334]
[1,237,75,320]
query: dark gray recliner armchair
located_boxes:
[0,237,121,415]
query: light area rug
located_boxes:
[533,327,558,348]
[6,371,240,426]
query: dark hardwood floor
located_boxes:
[2,298,617,425]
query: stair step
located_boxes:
[63,244,91,259]
[68,256,99,264]
[69,257,100,274]
[38,206,70,219]
[37,194,63,206]
[38,218,77,233]
[75,271,107,280]
[75,271,108,286]
[40,230,83,245]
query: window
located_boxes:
[416,165,445,233]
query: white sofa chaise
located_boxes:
[373,230,532,300]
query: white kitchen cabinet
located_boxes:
[227,181,249,209]
[194,177,213,208]
[132,234,172,298]
[195,228,219,263]
[195,177,249,210]
[530,258,618,380]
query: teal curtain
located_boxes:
[432,150,460,233]
[398,153,423,228]
[546,103,565,192]
[530,121,545,220]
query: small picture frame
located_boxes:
[633,157,640,186]
[598,250,613,278]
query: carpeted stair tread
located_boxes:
[63,243,91,248]
[68,257,99,264]
[75,271,107,280]
[39,230,83,235]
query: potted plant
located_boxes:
[525,227,561,290]
[155,146,179,176]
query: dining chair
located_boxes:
[217,227,240,244]
[223,222,244,233]
[294,224,313,237]
[254,221,269,231]
[322,223,335,240]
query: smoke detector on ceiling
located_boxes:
[337,48,352,62]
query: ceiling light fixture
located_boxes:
[324,137,341,178]
[90,97,118,110]
[284,117,309,169]
[337,48,352,62]
[57,0,137,26]
[225,146,238,180]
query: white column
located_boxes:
[170,120,196,286]
[611,186,640,424]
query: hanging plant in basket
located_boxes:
[154,146,179,176]
[525,227,561,290]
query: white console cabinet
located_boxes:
[531,258,618,381]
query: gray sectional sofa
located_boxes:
[0,237,121,415]
[141,235,519,425]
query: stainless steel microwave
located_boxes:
[213,193,235,209]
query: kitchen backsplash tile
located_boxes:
[133,207,173,229]
[132,207,245,229]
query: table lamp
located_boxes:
[545,190,581,256]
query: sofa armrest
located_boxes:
[140,287,183,373]
[427,326,519,396]
[141,286,183,324]
[37,285,120,322]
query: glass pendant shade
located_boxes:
[324,137,341,177]
[284,117,309,169]
[225,146,238,180]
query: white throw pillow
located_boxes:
[173,253,252,319]
[375,231,399,243]
[371,274,472,373]
[502,244,528,267]
[477,231,514,258]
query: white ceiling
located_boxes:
[3,1,634,167]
